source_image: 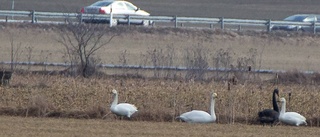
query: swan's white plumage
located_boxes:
[110,89,138,118]
[177,92,217,123]
[178,110,214,123]
[279,97,307,126]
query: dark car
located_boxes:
[271,14,320,32]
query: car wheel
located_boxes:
[142,20,149,26]
[296,26,304,32]
[297,28,307,32]
[111,19,118,26]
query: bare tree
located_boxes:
[213,48,234,81]
[184,43,209,81]
[144,45,176,78]
[9,32,22,71]
[57,23,118,77]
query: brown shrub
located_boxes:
[274,71,320,84]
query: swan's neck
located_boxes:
[272,92,279,112]
[210,97,216,118]
[280,100,286,115]
[111,93,118,108]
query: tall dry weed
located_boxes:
[1,74,320,126]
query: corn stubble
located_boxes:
[0,74,319,127]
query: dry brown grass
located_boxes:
[1,24,320,72]
[0,22,320,129]
[1,116,320,137]
[1,1,320,135]
[1,73,320,127]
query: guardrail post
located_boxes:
[127,15,131,26]
[174,15,178,28]
[238,25,242,31]
[79,13,83,24]
[220,17,224,29]
[312,21,316,34]
[210,24,213,29]
[5,16,8,22]
[109,13,113,27]
[267,19,271,32]
[31,10,35,23]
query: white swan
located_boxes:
[110,89,138,118]
[177,92,217,123]
[279,97,307,126]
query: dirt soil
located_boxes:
[1,116,320,137]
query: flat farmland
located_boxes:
[1,0,320,137]
[1,25,320,72]
[0,75,320,136]
[1,0,320,72]
[1,116,320,137]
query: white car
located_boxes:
[80,0,152,26]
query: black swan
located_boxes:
[258,88,279,126]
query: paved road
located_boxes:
[1,0,320,20]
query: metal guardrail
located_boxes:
[1,10,320,33]
[0,61,292,74]
[1,61,317,75]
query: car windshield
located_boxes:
[91,1,112,7]
[284,15,308,22]
[125,2,137,11]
